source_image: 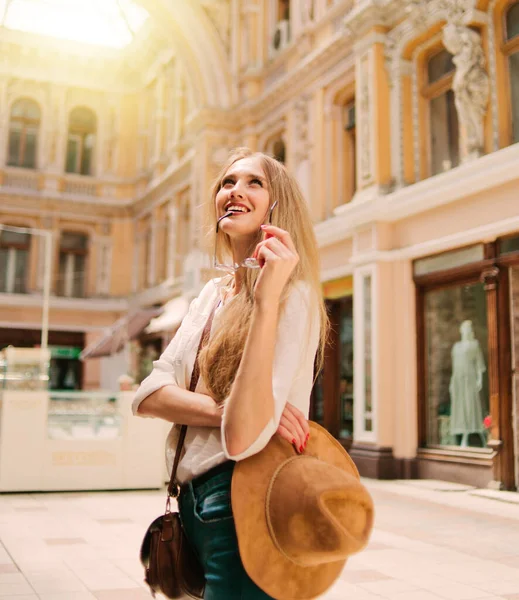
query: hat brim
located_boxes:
[231,421,362,600]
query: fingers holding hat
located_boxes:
[276,402,310,453]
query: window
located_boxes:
[65,107,96,175]
[423,48,459,175]
[342,100,356,202]
[56,232,88,298]
[272,138,286,163]
[310,295,354,442]
[0,228,30,294]
[7,98,40,169]
[423,282,489,448]
[277,0,289,21]
[505,2,519,143]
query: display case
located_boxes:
[0,346,49,391]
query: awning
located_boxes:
[80,307,163,360]
[145,296,189,334]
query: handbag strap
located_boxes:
[167,303,217,498]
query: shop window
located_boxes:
[310,295,354,443]
[56,232,88,298]
[504,2,519,143]
[65,107,96,175]
[0,228,30,294]
[362,275,373,433]
[423,282,489,448]
[423,48,459,175]
[342,100,357,202]
[7,98,40,169]
[414,244,485,276]
[500,233,519,255]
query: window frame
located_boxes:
[65,107,97,176]
[415,240,518,489]
[420,46,459,178]
[501,1,519,145]
[7,98,40,170]
[56,232,89,298]
[0,229,30,294]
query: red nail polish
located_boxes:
[299,445,304,453]
[292,438,296,445]
[306,433,310,441]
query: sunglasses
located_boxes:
[213,200,278,274]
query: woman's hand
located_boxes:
[252,225,299,308]
[276,403,310,454]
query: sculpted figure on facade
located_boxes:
[443,22,489,160]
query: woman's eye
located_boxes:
[221,178,234,188]
[250,178,263,186]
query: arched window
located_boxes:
[342,100,356,202]
[0,227,30,294]
[505,2,519,143]
[277,0,289,21]
[424,48,459,176]
[65,107,96,175]
[272,138,286,163]
[57,232,88,298]
[7,98,40,169]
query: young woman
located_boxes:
[133,148,328,599]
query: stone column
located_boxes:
[0,78,9,167]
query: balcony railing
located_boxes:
[3,168,39,191]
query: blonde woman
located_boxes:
[133,148,328,599]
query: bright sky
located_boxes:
[0,0,149,48]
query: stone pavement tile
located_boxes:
[93,590,156,599]
[430,583,494,599]
[357,578,420,595]
[72,567,142,591]
[0,574,26,585]
[0,596,38,600]
[323,580,385,600]
[0,581,34,595]
[476,581,519,595]
[379,591,444,600]
[38,593,96,600]
[503,595,519,599]
[0,567,17,575]
[341,569,393,583]
[44,538,86,546]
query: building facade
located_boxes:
[1,0,519,490]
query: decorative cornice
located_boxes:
[316,142,519,248]
[0,292,128,312]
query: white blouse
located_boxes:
[132,277,320,483]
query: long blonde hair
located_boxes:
[198,148,328,404]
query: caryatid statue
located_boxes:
[443,23,489,160]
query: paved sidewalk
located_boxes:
[0,480,517,600]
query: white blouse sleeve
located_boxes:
[131,295,200,416]
[221,282,320,461]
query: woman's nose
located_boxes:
[230,181,245,198]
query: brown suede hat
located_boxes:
[231,421,374,600]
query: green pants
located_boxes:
[178,463,274,600]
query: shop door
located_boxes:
[510,266,519,489]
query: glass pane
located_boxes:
[430,90,459,175]
[506,3,519,41]
[7,129,21,166]
[428,49,455,84]
[424,282,489,449]
[80,141,93,175]
[500,235,519,255]
[65,137,79,173]
[69,107,96,131]
[509,52,519,144]
[72,254,86,298]
[339,298,354,439]
[11,98,40,120]
[0,249,8,292]
[311,370,325,426]
[13,249,28,293]
[414,245,484,276]
[364,275,372,432]
[0,230,30,246]
[23,130,37,168]
[60,232,88,250]
[273,139,285,164]
[56,252,67,296]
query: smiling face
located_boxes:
[215,156,271,240]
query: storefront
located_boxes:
[415,234,519,490]
[311,276,354,447]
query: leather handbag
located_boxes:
[140,305,217,599]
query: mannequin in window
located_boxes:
[449,320,486,447]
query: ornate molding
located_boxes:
[200,0,232,56]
